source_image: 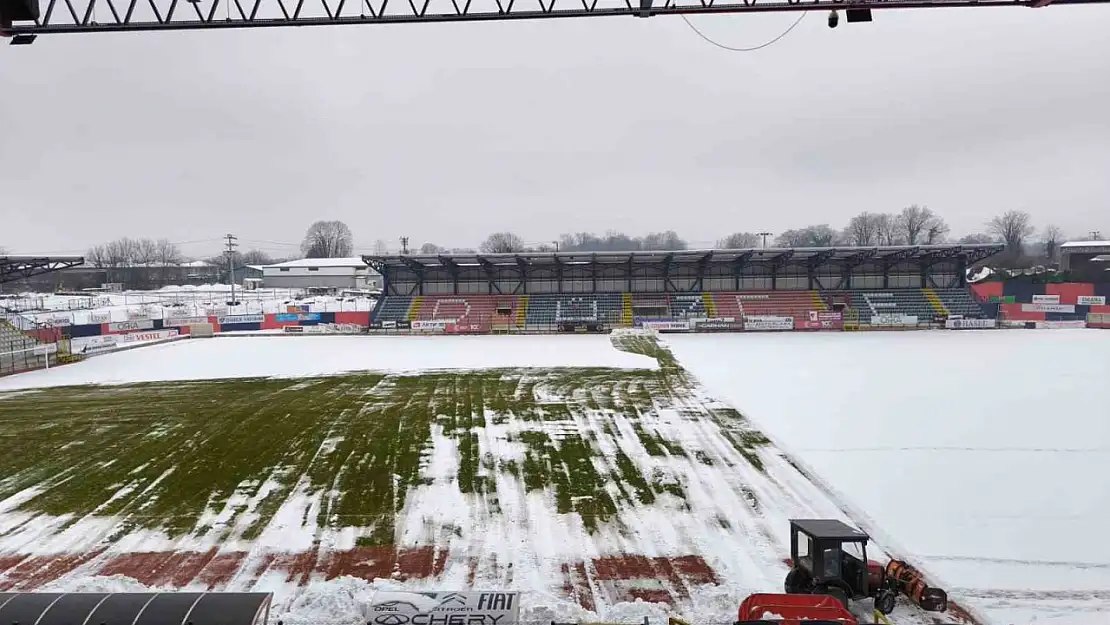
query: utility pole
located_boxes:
[1091,230,1103,241]
[757,231,772,248]
[399,236,409,255]
[224,233,238,305]
[553,241,559,253]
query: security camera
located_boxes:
[828,10,839,28]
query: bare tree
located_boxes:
[301,220,354,258]
[640,231,687,251]
[419,242,445,255]
[987,210,1035,259]
[86,244,110,267]
[1041,225,1064,261]
[775,225,837,247]
[716,232,761,249]
[957,233,999,245]
[239,249,273,266]
[924,220,950,245]
[372,239,389,255]
[480,232,526,253]
[843,213,883,246]
[132,238,159,266]
[895,205,948,245]
[874,213,903,246]
[0,246,7,256]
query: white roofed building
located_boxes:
[261,257,381,291]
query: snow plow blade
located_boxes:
[886,560,948,612]
[737,593,857,624]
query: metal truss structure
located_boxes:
[0,256,85,285]
[2,0,1107,41]
[364,244,1004,296]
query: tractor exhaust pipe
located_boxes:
[885,560,948,612]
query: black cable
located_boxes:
[679,11,807,52]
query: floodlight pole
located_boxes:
[225,233,238,305]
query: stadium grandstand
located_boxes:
[363,244,1004,333]
[1,255,84,374]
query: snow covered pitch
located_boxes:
[669,329,1110,625]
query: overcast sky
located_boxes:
[2,4,1109,259]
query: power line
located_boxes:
[680,12,808,53]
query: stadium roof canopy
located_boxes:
[0,592,272,625]
[364,244,1004,270]
[0,255,85,285]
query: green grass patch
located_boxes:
[0,336,781,541]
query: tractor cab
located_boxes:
[784,519,888,611]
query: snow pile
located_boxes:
[667,330,1110,624]
[0,334,657,390]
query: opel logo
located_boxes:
[375,614,410,625]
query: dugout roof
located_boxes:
[364,244,1004,271]
[0,592,272,625]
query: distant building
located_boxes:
[261,257,381,291]
[1060,240,1110,281]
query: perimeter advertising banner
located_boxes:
[367,590,520,625]
[276,313,322,322]
[108,319,155,332]
[803,311,842,330]
[219,314,266,325]
[744,316,794,331]
[945,318,997,330]
[163,316,209,327]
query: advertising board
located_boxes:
[276,313,322,322]
[412,320,447,331]
[42,314,73,327]
[870,314,918,327]
[73,335,119,353]
[108,319,155,332]
[88,312,111,324]
[164,316,209,327]
[119,329,179,343]
[1032,294,1060,304]
[945,318,997,330]
[744,316,794,331]
[284,326,305,333]
[1021,303,1075,313]
[693,319,741,332]
[219,314,266,325]
[367,590,520,625]
[1078,295,1107,306]
[803,311,842,330]
[641,320,691,332]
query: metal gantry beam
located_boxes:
[0,256,84,285]
[2,0,1107,39]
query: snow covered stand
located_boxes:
[0,592,271,625]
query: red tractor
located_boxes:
[782,519,948,616]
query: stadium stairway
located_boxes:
[516,296,529,326]
[923,288,949,317]
[810,291,829,311]
[406,296,424,321]
[703,292,718,317]
[621,293,633,326]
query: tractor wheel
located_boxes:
[784,567,810,594]
[815,585,849,609]
[874,589,897,615]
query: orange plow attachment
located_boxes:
[737,593,858,624]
